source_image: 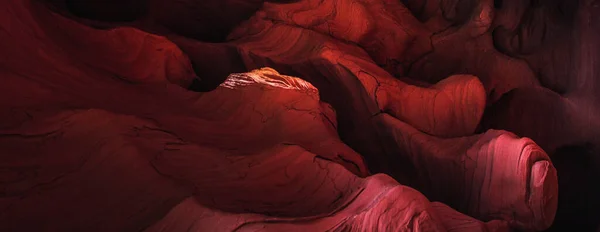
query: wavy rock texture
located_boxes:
[258,0,541,103]
[375,113,557,231]
[1,0,598,231]
[0,1,511,231]
[398,0,600,156]
[229,17,487,138]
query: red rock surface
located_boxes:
[1,0,598,231]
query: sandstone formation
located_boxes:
[1,0,598,231]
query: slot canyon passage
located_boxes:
[1,0,600,231]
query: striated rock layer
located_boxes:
[5,0,599,231]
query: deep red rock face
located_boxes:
[0,0,598,231]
